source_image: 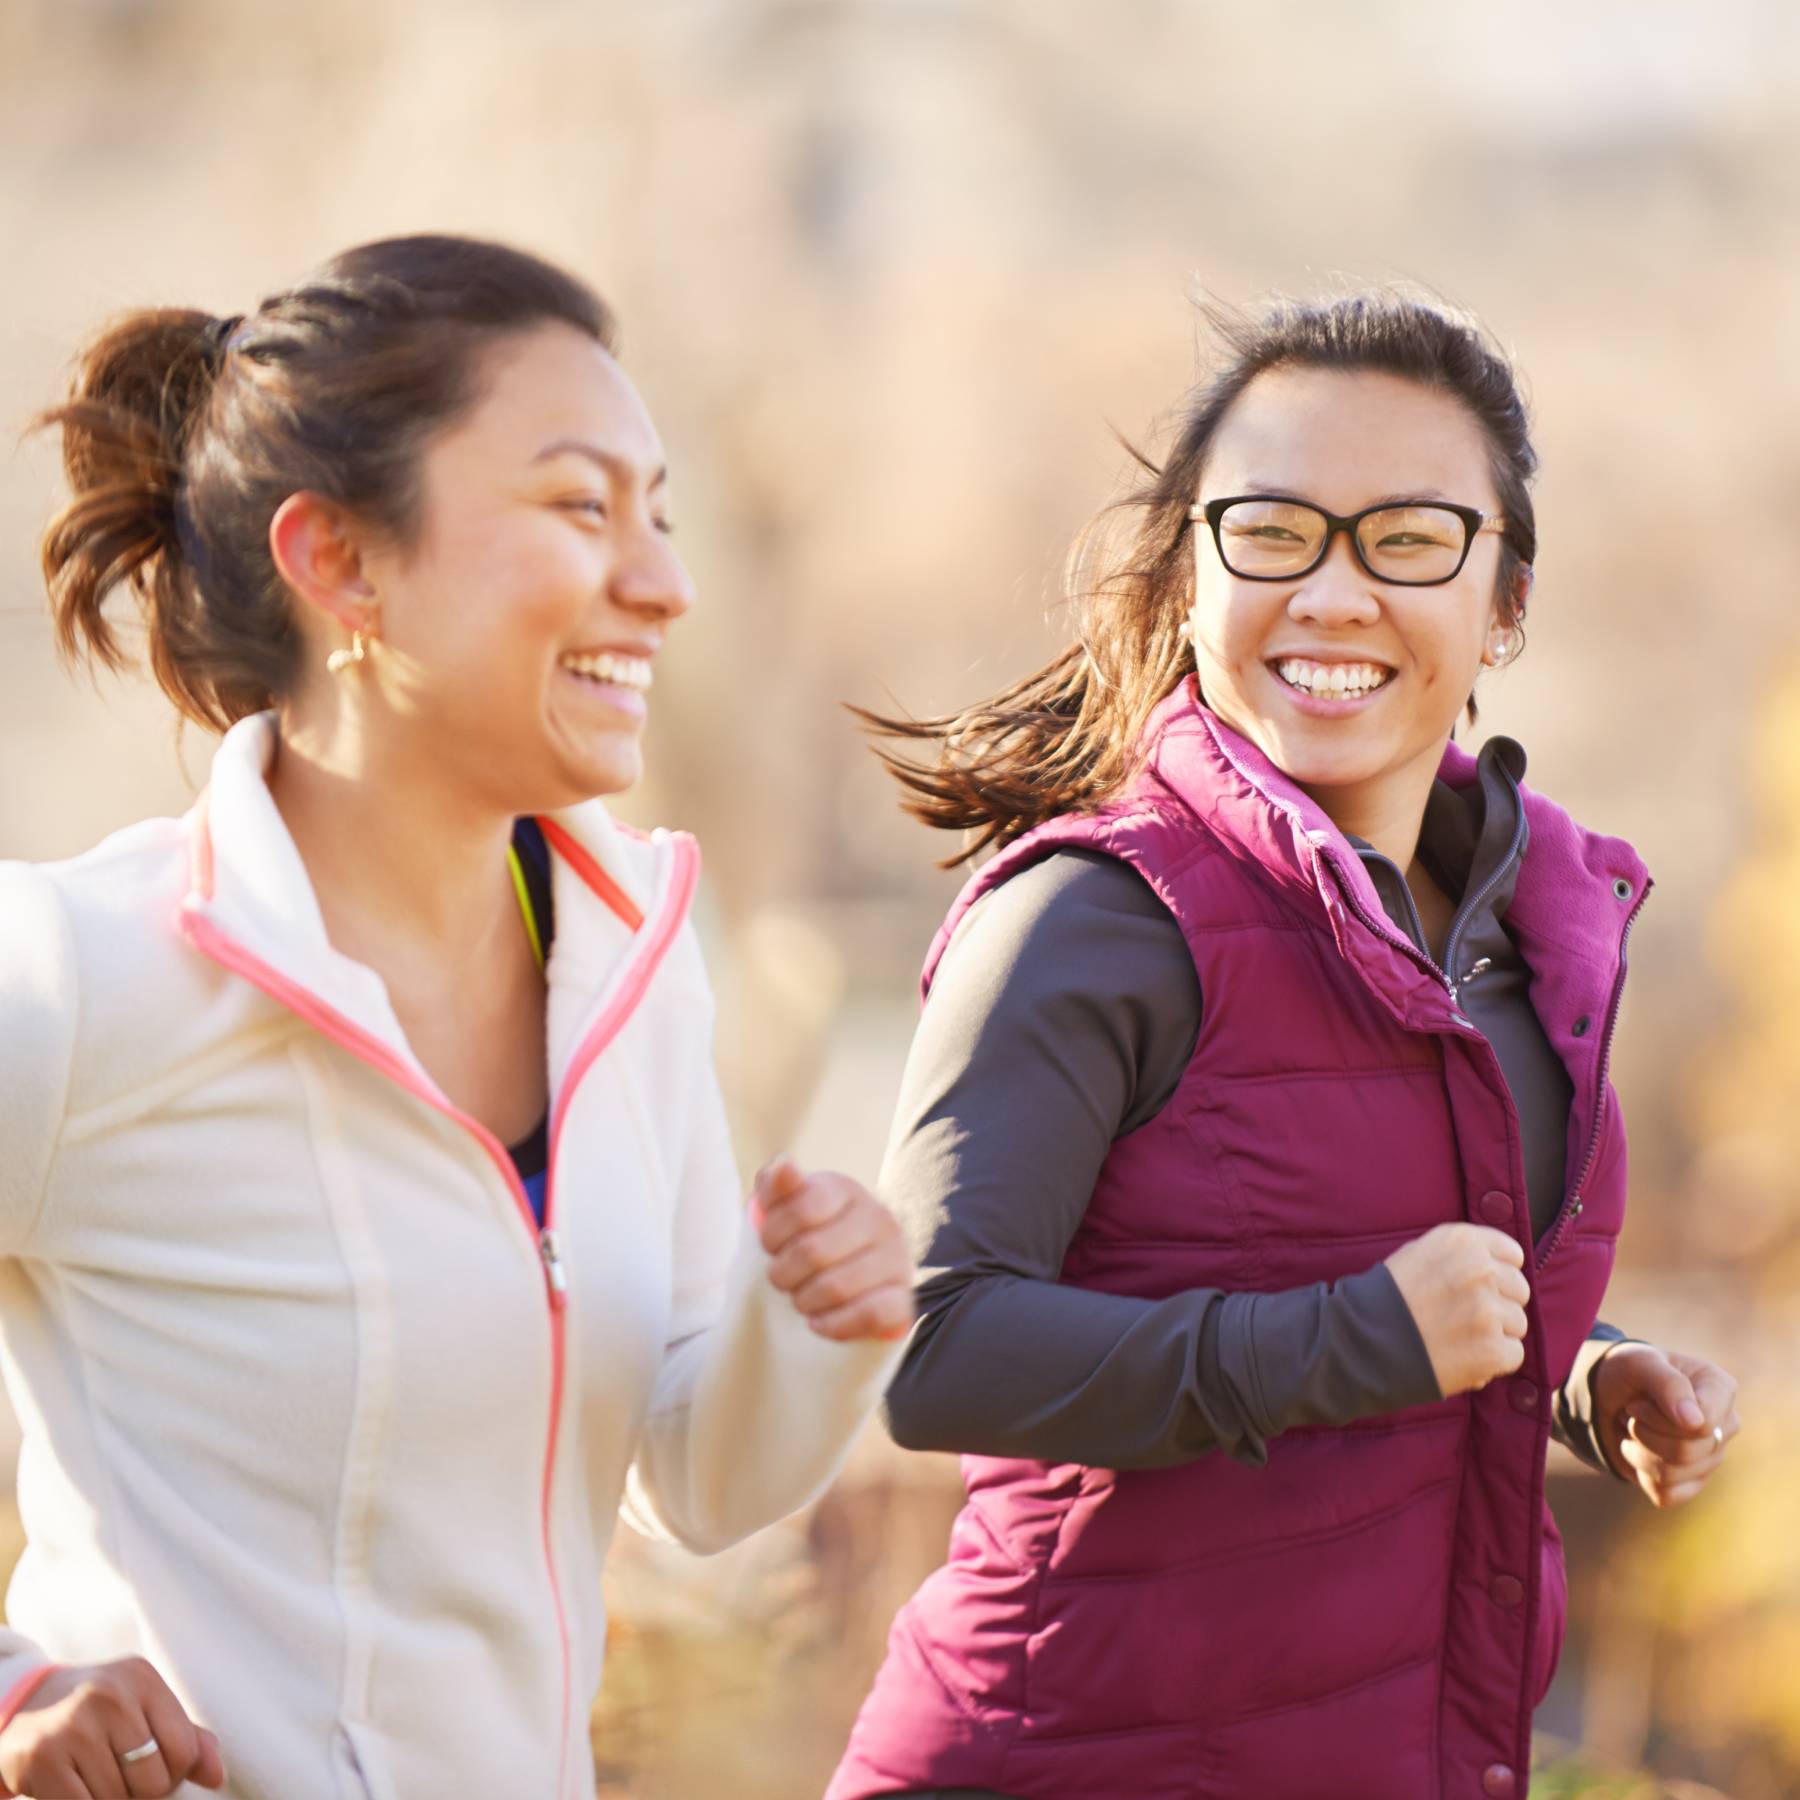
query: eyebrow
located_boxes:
[531,439,668,489]
[1236,483,1456,507]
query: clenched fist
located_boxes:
[1385,1223,1530,1398]
[0,1657,224,1799]
[752,1156,915,1343]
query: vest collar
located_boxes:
[1146,679,1652,1023]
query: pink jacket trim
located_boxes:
[176,787,700,1798]
[0,1662,59,1793]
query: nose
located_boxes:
[610,518,696,622]
[1287,530,1380,630]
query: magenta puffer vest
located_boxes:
[829,683,1650,1800]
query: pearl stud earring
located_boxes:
[326,630,369,675]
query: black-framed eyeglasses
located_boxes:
[1189,495,1508,587]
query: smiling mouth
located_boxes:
[558,650,653,692]
[1271,657,1395,700]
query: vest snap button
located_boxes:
[1510,1379,1539,1415]
[1491,1573,1525,1609]
[1478,1190,1512,1228]
[1482,1764,1517,1797]
[1612,877,1633,901]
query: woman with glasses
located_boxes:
[828,292,1739,1800]
[0,234,911,1800]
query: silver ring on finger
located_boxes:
[119,1737,161,1765]
[1712,1424,1725,1448]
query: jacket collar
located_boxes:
[179,711,689,1088]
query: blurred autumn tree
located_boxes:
[1611,658,1800,1790]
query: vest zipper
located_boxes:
[1197,720,1465,1014]
[1201,711,1648,1271]
[1323,855,1465,1014]
[1534,887,1648,1268]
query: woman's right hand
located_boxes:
[1384,1222,1531,1398]
[0,1660,224,1798]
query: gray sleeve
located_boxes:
[1553,1322,1634,1476]
[881,850,1443,1472]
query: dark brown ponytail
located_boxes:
[35,235,615,734]
[37,309,255,727]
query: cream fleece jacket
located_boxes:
[0,712,901,1799]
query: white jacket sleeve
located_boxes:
[0,864,78,1717]
[0,865,77,1260]
[619,961,904,1555]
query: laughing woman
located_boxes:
[829,295,1739,1800]
[0,235,910,1800]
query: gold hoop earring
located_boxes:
[326,629,369,675]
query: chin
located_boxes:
[1253,721,1395,793]
[565,741,644,802]
[1270,746,1382,789]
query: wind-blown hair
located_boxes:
[855,290,1538,866]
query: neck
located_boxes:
[1295,744,1444,871]
[267,699,521,973]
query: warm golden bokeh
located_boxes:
[2,3,1796,1795]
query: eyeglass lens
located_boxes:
[1217,500,1471,583]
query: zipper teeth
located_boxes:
[1331,860,1458,1001]
[1387,869,1436,970]
[1206,712,1526,1012]
[538,832,699,1794]
[1537,890,1647,1267]
[1199,719,1461,1001]
[177,909,577,1783]
[180,815,698,1800]
[1200,708,1650,1272]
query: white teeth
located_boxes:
[559,651,653,692]
[1275,658,1393,698]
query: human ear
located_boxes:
[269,492,380,638]
[1509,562,1534,624]
[1482,564,1534,667]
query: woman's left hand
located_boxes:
[753,1155,915,1343]
[1591,1342,1741,1508]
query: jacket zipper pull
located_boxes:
[539,1228,568,1302]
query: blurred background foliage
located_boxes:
[1,1,1797,1794]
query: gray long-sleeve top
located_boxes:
[882,737,1628,1475]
